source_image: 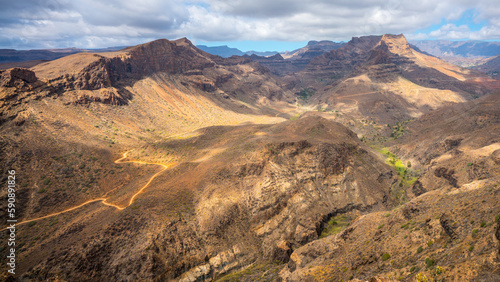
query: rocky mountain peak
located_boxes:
[121,37,217,76]
[378,33,413,56]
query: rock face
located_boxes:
[248,40,346,76]
[280,179,500,281]
[0,67,37,87]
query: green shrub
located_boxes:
[480,221,486,228]
[427,240,434,247]
[495,214,500,223]
[417,246,423,254]
[382,253,391,261]
[469,246,474,252]
[425,258,434,268]
[472,229,479,238]
[296,88,315,101]
[378,224,385,229]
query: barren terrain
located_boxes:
[0,35,499,281]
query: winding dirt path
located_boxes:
[14,151,175,226]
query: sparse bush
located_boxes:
[480,221,486,227]
[472,229,479,238]
[425,258,434,268]
[378,224,384,229]
[469,245,474,252]
[381,253,391,261]
[37,188,47,193]
[435,266,443,275]
[411,266,422,273]
[417,246,423,253]
[296,88,315,101]
[496,214,500,223]
[427,240,434,247]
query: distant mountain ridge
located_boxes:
[0,46,126,65]
[410,40,500,58]
[196,45,245,57]
[196,45,279,58]
[282,40,346,59]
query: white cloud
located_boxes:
[0,0,499,49]
[429,24,471,39]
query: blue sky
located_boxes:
[0,0,499,51]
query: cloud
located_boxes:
[0,0,189,49]
[429,24,472,39]
[0,0,498,49]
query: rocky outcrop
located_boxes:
[0,67,37,87]
[434,167,458,187]
[108,38,218,80]
[279,179,500,281]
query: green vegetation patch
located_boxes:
[319,214,351,239]
[425,258,435,268]
[381,253,391,261]
[296,88,315,101]
[290,113,300,121]
[389,120,411,139]
[370,145,419,203]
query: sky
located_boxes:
[1,0,499,52]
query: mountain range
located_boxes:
[0,34,499,281]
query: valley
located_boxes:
[0,34,499,282]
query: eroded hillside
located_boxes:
[0,35,499,282]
